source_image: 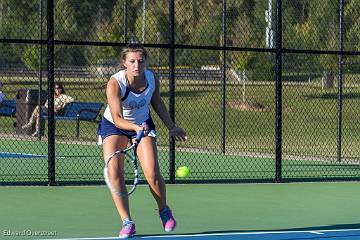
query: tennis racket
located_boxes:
[104,131,144,197]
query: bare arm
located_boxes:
[106,77,143,132]
[151,77,187,141]
[55,94,74,112]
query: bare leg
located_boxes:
[137,136,167,210]
[22,106,40,128]
[137,136,176,232]
[102,135,132,221]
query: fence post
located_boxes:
[124,0,128,43]
[221,0,227,154]
[275,0,283,183]
[169,0,176,184]
[37,0,44,141]
[337,0,345,162]
[47,0,56,186]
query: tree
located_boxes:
[308,0,339,88]
[82,1,125,77]
[54,1,116,68]
[93,0,125,59]
[226,0,275,82]
[134,1,165,65]
[175,0,222,66]
[0,0,38,67]
[344,0,360,72]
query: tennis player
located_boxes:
[98,43,187,238]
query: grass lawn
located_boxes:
[1,75,360,182]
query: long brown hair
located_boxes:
[55,81,65,94]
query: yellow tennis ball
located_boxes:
[176,166,190,178]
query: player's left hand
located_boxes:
[169,126,187,141]
[141,122,149,136]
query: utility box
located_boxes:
[15,89,47,135]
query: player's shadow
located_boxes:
[135,223,360,238]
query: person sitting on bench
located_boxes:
[0,82,6,104]
[22,82,74,136]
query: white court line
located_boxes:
[309,231,325,235]
[40,238,120,240]
[141,228,360,238]
[41,228,360,240]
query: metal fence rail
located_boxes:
[1,0,360,185]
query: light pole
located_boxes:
[157,31,160,66]
[265,0,274,48]
[142,0,146,43]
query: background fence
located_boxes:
[1,0,360,185]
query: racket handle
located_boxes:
[135,130,145,144]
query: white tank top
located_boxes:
[103,69,156,125]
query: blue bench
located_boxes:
[42,101,103,138]
[0,100,16,117]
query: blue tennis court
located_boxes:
[47,229,360,240]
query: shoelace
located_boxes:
[122,221,134,229]
[160,208,170,221]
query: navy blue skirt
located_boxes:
[97,116,156,142]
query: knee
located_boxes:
[33,106,40,115]
[145,171,163,185]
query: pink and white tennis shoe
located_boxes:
[119,220,136,239]
[159,206,176,232]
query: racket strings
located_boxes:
[104,152,129,197]
[104,146,140,197]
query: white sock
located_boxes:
[123,218,133,226]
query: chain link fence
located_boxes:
[1,0,360,185]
